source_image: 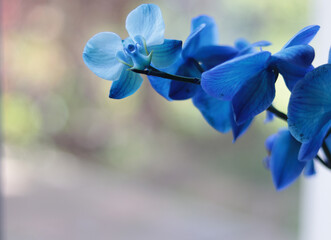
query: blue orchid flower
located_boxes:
[148,15,255,139]
[264,129,316,191]
[201,25,319,125]
[193,37,264,140]
[149,16,232,131]
[83,4,182,99]
[149,15,238,101]
[288,50,331,151]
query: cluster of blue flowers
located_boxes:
[83,4,331,191]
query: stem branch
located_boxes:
[267,105,288,122]
[131,66,200,84]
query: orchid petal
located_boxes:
[238,40,272,55]
[288,64,331,143]
[116,51,133,67]
[148,39,182,68]
[325,133,331,150]
[183,15,220,60]
[192,88,232,133]
[169,81,200,100]
[235,38,252,51]
[250,40,272,48]
[182,24,206,60]
[83,32,125,81]
[201,51,271,100]
[299,122,331,161]
[230,109,253,142]
[191,15,219,46]
[265,111,275,123]
[109,68,143,99]
[282,25,320,49]
[271,45,315,91]
[169,59,201,100]
[193,45,238,70]
[265,133,277,153]
[148,58,184,101]
[148,75,172,101]
[304,160,316,176]
[263,133,277,170]
[270,130,306,191]
[232,69,276,124]
[126,4,165,46]
[234,38,256,56]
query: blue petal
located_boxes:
[265,111,275,123]
[304,160,316,176]
[169,81,200,100]
[235,38,252,51]
[148,39,182,68]
[126,4,165,46]
[192,45,238,70]
[201,51,271,100]
[263,133,278,170]
[325,133,331,150]
[230,109,253,142]
[148,58,188,101]
[238,40,272,56]
[192,88,232,133]
[271,45,315,91]
[232,69,276,124]
[123,37,135,48]
[109,68,143,99]
[182,15,219,60]
[83,32,124,80]
[234,38,256,56]
[269,130,306,191]
[288,64,331,143]
[265,133,277,152]
[191,15,219,46]
[116,51,133,67]
[250,40,272,48]
[299,122,331,161]
[182,24,207,60]
[169,59,201,100]
[282,25,320,49]
[148,75,172,101]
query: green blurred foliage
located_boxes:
[3,94,42,144]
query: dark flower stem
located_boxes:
[266,105,288,122]
[315,155,331,169]
[131,66,201,84]
[322,142,331,168]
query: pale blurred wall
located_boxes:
[300,0,331,240]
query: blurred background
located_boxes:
[2,0,315,239]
